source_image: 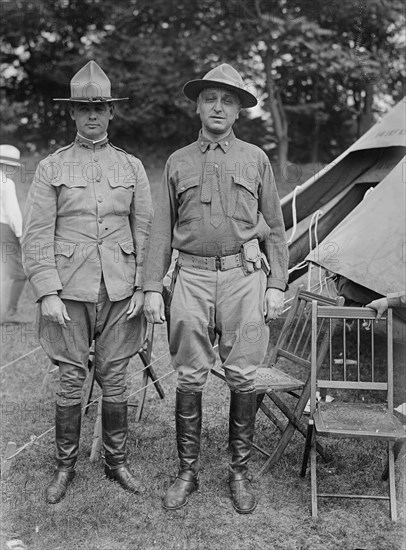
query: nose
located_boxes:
[213,98,222,112]
[88,108,98,119]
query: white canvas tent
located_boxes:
[283,98,406,282]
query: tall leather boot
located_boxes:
[228,389,257,514]
[102,400,145,494]
[162,389,202,510]
[45,403,81,504]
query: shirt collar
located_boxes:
[197,130,235,153]
[75,132,109,149]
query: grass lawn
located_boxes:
[1,156,405,549]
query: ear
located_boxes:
[196,99,201,115]
[109,104,115,120]
[69,104,76,121]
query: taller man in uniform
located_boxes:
[143,64,288,514]
[23,61,153,503]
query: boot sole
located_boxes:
[232,501,257,514]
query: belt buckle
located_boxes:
[215,256,222,270]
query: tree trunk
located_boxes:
[311,115,320,163]
[264,50,288,179]
[358,83,374,137]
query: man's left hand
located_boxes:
[126,289,144,319]
[264,288,284,323]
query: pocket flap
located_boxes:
[50,175,87,188]
[119,241,135,254]
[54,241,76,257]
[108,175,136,188]
[233,176,259,198]
[176,176,200,195]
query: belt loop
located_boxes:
[215,256,221,270]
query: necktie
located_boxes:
[201,142,223,228]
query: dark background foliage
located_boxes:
[1,0,405,168]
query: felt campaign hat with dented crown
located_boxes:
[183,63,258,109]
[54,60,128,102]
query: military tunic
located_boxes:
[23,134,153,403]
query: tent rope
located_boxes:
[306,209,322,290]
[0,346,42,372]
[286,185,302,245]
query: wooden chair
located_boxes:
[301,303,406,521]
[211,286,344,478]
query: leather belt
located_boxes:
[177,251,243,271]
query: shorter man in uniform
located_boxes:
[23,61,153,503]
[143,64,288,514]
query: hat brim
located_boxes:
[53,97,129,102]
[183,79,257,108]
[0,158,21,167]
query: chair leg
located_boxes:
[309,420,318,518]
[382,441,403,481]
[301,421,313,477]
[387,441,397,522]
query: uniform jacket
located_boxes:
[143,130,288,294]
[23,134,153,302]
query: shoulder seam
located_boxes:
[50,142,75,156]
[110,142,131,156]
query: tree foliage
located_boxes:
[1,0,404,165]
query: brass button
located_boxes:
[96,176,101,182]
[98,218,103,224]
[97,196,103,203]
[225,141,229,146]
[94,156,99,162]
[97,239,103,244]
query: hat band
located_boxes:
[0,155,21,165]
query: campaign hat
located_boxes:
[54,60,128,102]
[183,63,257,108]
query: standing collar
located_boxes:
[197,130,235,153]
[75,132,109,149]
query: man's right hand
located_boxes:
[143,291,166,324]
[41,295,71,328]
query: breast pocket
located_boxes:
[108,176,135,215]
[231,176,259,226]
[175,176,202,226]
[52,177,88,215]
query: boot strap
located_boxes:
[229,472,251,483]
[177,471,198,484]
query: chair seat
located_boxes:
[211,365,304,394]
[314,402,406,440]
[255,367,304,394]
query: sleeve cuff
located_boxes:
[28,269,63,302]
[266,278,288,291]
[387,296,403,308]
[142,281,163,294]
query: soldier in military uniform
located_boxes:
[143,64,288,514]
[23,61,153,503]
